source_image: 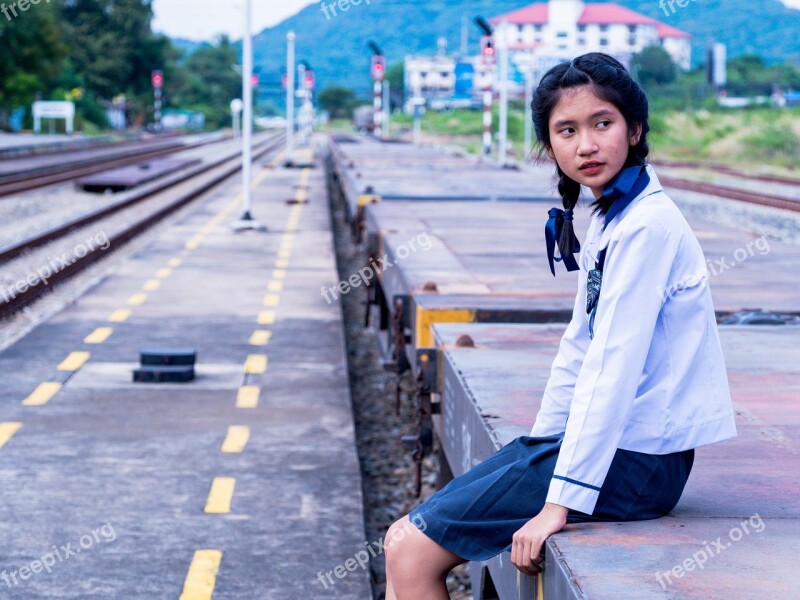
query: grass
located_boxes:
[377,105,800,172]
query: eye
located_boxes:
[597,120,612,129]
[558,127,576,136]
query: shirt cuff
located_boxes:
[545,475,601,515]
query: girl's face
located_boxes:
[546,85,642,199]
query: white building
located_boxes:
[491,0,692,71]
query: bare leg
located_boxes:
[384,514,467,600]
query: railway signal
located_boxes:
[151,70,163,132]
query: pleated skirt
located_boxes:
[409,433,694,562]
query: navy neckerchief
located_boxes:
[585,163,651,339]
[544,164,650,277]
[599,163,651,232]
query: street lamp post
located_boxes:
[233,0,265,231]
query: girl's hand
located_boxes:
[510,502,569,576]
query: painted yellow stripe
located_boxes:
[262,294,280,307]
[168,258,183,268]
[155,268,172,278]
[236,385,260,408]
[128,293,147,305]
[244,354,268,374]
[0,422,22,448]
[248,330,272,346]
[22,382,61,406]
[278,249,291,259]
[179,549,222,600]
[415,307,477,348]
[358,194,381,207]
[185,238,201,250]
[108,308,132,323]
[221,426,250,453]
[57,351,90,371]
[204,477,236,513]
[275,258,289,269]
[257,310,276,325]
[84,327,113,344]
[272,269,287,280]
[267,281,283,293]
[142,279,161,292]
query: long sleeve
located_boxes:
[529,266,591,437]
[545,217,677,515]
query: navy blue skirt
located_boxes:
[409,433,694,562]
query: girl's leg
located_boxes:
[384,514,467,600]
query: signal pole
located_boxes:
[368,41,385,139]
[476,18,495,158]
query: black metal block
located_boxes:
[139,348,196,366]
[133,365,195,383]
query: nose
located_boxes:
[577,130,599,157]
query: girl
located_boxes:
[383,52,737,599]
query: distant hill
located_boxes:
[249,0,800,99]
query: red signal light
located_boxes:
[151,70,164,88]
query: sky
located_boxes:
[152,0,800,41]
[152,0,313,41]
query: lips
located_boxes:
[580,161,604,171]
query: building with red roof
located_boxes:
[490,0,692,71]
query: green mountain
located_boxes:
[251,0,800,100]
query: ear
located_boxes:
[629,123,643,146]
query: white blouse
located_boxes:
[530,165,738,515]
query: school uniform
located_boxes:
[409,164,738,562]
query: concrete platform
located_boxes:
[360,199,800,375]
[0,144,371,598]
[427,322,800,600]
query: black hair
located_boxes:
[531,52,650,255]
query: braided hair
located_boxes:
[531,53,650,260]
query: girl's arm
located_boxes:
[529,261,591,437]
[545,217,676,515]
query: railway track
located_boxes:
[0,133,228,198]
[652,159,800,212]
[0,132,286,318]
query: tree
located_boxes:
[385,62,404,109]
[168,37,241,129]
[0,5,65,128]
[318,86,357,119]
[632,46,676,87]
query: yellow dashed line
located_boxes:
[236,385,260,408]
[128,293,147,306]
[179,549,222,600]
[262,294,280,307]
[185,238,201,250]
[221,426,250,453]
[204,477,236,513]
[275,258,289,269]
[257,310,276,325]
[278,249,291,259]
[0,422,22,448]
[168,258,183,268]
[155,268,172,278]
[267,281,283,293]
[109,308,132,323]
[22,382,61,406]
[142,279,161,292]
[244,354,268,374]
[84,327,113,344]
[57,351,90,371]
[248,330,272,346]
[272,269,287,279]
